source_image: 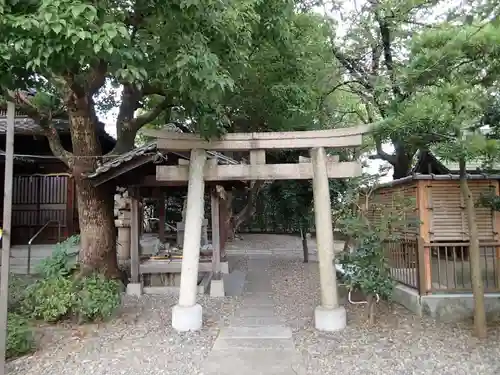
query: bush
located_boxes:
[22,276,76,322]
[36,235,80,278]
[7,313,34,359]
[8,275,33,313]
[74,274,122,323]
[19,236,122,324]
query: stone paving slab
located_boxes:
[218,326,292,339]
[202,349,307,375]
[223,270,247,297]
[202,254,306,375]
[212,338,296,350]
[233,307,277,317]
[229,316,283,327]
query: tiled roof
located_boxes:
[86,142,160,178]
[0,115,69,134]
[86,136,240,180]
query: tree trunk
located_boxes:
[392,146,412,179]
[231,181,264,237]
[460,158,487,338]
[76,178,119,278]
[301,226,309,263]
[68,102,120,279]
[367,294,376,325]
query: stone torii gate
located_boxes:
[143,126,367,332]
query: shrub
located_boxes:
[22,276,76,322]
[74,273,122,323]
[36,235,80,278]
[7,313,34,359]
[8,275,32,313]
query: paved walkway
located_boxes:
[202,257,306,375]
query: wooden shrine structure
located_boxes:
[139,126,368,332]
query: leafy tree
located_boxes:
[0,0,299,276]
[384,14,500,337]
[317,0,460,178]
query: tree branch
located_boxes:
[130,97,175,131]
[7,90,72,166]
[88,59,107,95]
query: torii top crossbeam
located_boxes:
[141,125,370,182]
[142,125,369,151]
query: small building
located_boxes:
[366,151,500,319]
[0,109,115,246]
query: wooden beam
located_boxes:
[250,150,266,165]
[157,161,361,182]
[130,196,140,283]
[211,189,221,279]
[143,126,368,151]
[158,194,166,243]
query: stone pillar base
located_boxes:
[314,305,346,332]
[210,279,225,297]
[172,304,203,332]
[126,283,143,297]
[220,261,229,274]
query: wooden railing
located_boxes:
[426,241,500,293]
[385,237,420,290]
[0,109,27,117]
[385,238,500,294]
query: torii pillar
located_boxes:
[172,149,207,332]
[311,147,346,331]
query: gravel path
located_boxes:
[7,292,242,375]
[7,253,500,374]
[270,258,500,375]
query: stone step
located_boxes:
[212,337,295,351]
[234,307,276,318]
[229,315,283,327]
[218,325,292,340]
[202,348,306,375]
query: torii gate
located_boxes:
[143,126,368,332]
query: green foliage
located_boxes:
[73,274,121,323]
[8,275,34,313]
[36,235,80,278]
[335,174,416,300]
[19,236,121,324]
[6,313,34,359]
[23,276,76,322]
[338,235,393,299]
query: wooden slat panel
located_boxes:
[157,161,362,181]
[430,180,496,241]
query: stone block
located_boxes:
[314,305,346,332]
[210,279,225,297]
[172,303,203,332]
[126,283,142,296]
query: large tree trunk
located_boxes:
[392,144,412,180]
[68,98,120,279]
[460,158,487,338]
[75,178,119,278]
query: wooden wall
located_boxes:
[419,179,498,242]
[365,178,500,243]
[364,180,419,236]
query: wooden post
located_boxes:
[172,149,206,331]
[0,101,15,373]
[417,180,432,293]
[311,147,346,332]
[211,188,221,279]
[126,192,142,296]
[495,181,500,289]
[158,194,166,244]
